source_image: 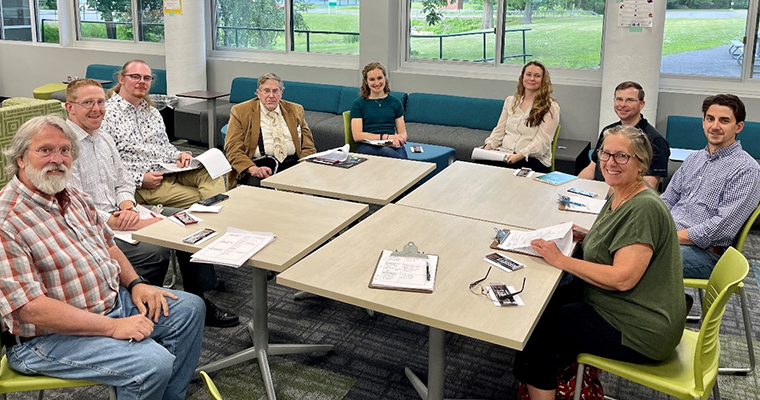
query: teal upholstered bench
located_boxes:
[85,64,168,94]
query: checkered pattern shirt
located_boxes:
[68,120,136,223]
[661,141,760,249]
[0,177,120,336]
[102,93,182,188]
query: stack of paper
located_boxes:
[300,144,350,163]
[155,148,232,180]
[495,222,574,257]
[190,228,276,268]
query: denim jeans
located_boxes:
[681,244,721,279]
[7,287,205,400]
[356,142,408,159]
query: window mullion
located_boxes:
[285,0,293,53]
[495,0,505,66]
[743,0,760,80]
[131,0,138,43]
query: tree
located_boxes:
[421,0,449,26]
[216,0,308,49]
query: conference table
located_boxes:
[398,161,610,230]
[262,154,436,205]
[133,185,367,400]
[277,204,565,400]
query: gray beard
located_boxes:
[25,161,71,195]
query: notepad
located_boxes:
[533,171,577,186]
[559,194,606,215]
[491,222,574,258]
[369,250,439,293]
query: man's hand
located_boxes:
[247,165,273,179]
[131,284,178,323]
[677,229,694,245]
[110,315,154,341]
[142,172,164,190]
[176,152,193,168]
[132,217,162,230]
[110,210,140,231]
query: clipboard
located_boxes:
[490,227,511,250]
[369,242,439,293]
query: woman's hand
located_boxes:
[391,135,402,148]
[530,239,566,268]
[505,152,525,165]
[482,143,493,150]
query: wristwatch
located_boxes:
[127,276,150,292]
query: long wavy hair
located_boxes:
[512,61,555,128]
[359,62,390,99]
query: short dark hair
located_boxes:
[702,94,746,123]
[614,81,644,101]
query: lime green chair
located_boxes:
[0,334,116,399]
[200,371,223,400]
[343,110,357,152]
[550,124,561,172]
[685,202,760,375]
[574,247,749,400]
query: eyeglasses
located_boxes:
[70,99,105,109]
[469,266,492,296]
[32,146,72,158]
[597,149,636,165]
[614,97,640,105]
[124,74,154,82]
[258,88,281,95]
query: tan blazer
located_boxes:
[224,98,316,186]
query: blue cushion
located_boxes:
[281,81,343,114]
[229,77,258,104]
[405,93,502,131]
[338,88,408,114]
[84,64,167,94]
[405,142,456,184]
[667,115,760,159]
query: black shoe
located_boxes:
[204,299,239,328]
[685,293,694,315]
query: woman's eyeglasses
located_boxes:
[597,149,634,165]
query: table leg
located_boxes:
[404,327,445,400]
[208,98,217,149]
[195,267,334,400]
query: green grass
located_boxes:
[662,17,745,55]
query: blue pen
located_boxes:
[426,261,431,281]
[562,199,585,207]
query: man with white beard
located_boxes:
[0,115,204,400]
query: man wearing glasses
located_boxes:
[224,72,316,187]
[102,60,225,208]
[67,79,239,328]
[661,94,760,279]
[578,81,670,189]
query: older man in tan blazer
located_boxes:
[224,72,316,187]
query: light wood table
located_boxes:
[278,204,563,400]
[261,154,435,205]
[397,161,610,230]
[134,185,367,400]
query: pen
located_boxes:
[560,199,585,207]
[426,261,431,281]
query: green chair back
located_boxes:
[343,110,357,152]
[693,247,749,390]
[200,371,223,400]
[735,203,760,252]
[550,124,561,172]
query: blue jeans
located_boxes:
[356,142,408,159]
[7,287,205,400]
[681,244,721,279]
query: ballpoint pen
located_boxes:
[559,195,585,208]
[425,261,431,281]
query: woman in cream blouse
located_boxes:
[482,61,560,173]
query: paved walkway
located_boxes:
[661,44,744,77]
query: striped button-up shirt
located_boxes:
[661,141,760,249]
[0,177,120,336]
[102,93,182,188]
[68,120,136,223]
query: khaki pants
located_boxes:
[136,167,226,209]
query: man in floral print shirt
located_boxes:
[102,60,226,209]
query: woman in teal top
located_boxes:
[350,62,408,159]
[514,125,685,400]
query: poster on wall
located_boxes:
[618,0,654,27]
[164,0,182,14]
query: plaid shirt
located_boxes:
[0,177,120,336]
[68,120,136,223]
[102,93,182,188]
[661,141,760,249]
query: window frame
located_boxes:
[73,0,164,44]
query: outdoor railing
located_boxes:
[216,26,358,51]
[411,28,531,63]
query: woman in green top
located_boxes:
[350,62,408,159]
[514,125,685,400]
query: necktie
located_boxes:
[268,111,287,162]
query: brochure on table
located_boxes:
[155,148,231,180]
[491,221,574,258]
[190,227,276,268]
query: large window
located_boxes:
[76,0,164,43]
[214,0,360,55]
[0,0,58,43]
[408,0,604,69]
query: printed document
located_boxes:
[370,251,438,292]
[190,228,276,268]
[155,148,232,180]
[496,222,574,257]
